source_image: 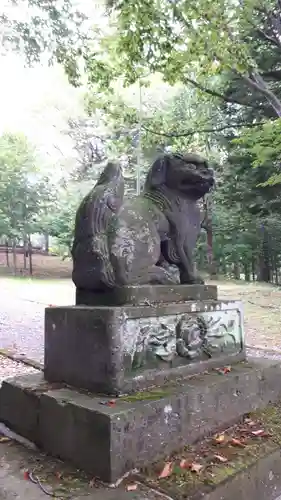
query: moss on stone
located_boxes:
[119,388,172,402]
[120,361,257,403]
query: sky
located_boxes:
[0,51,88,181]
[0,1,113,178]
[0,1,179,179]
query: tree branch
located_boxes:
[182,76,259,108]
[239,71,281,116]
[141,121,267,138]
[261,70,281,80]
[256,27,281,50]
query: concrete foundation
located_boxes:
[1,358,281,483]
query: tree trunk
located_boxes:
[5,240,9,267]
[273,255,279,285]
[252,257,256,281]
[28,236,33,276]
[12,241,17,275]
[257,226,271,282]
[233,261,240,280]
[244,261,250,282]
[23,238,28,270]
[44,233,49,254]
[221,257,227,276]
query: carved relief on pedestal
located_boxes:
[123,304,243,371]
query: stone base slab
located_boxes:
[1,359,281,483]
[44,299,245,395]
[76,284,218,306]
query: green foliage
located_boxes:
[42,185,84,255]
[0,132,53,242]
[233,120,281,185]
[1,0,90,88]
[106,0,254,82]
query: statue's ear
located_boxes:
[149,155,169,187]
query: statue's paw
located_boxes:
[180,274,205,285]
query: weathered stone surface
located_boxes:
[72,153,214,291]
[0,373,45,443]
[75,284,218,306]
[44,299,244,395]
[1,359,281,483]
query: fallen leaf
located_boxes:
[179,459,192,469]
[214,454,228,463]
[251,429,270,437]
[215,366,232,375]
[190,463,203,473]
[231,438,246,448]
[251,429,264,436]
[223,366,231,374]
[99,399,116,407]
[214,434,226,444]
[159,462,173,479]
[0,437,10,443]
[126,484,138,491]
[107,400,116,407]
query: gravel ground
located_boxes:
[1,277,281,366]
[0,296,45,363]
[0,355,39,385]
[0,279,74,364]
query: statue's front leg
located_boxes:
[163,211,204,285]
[179,265,204,285]
[178,243,204,285]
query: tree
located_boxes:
[0,132,54,273]
[0,0,94,85]
[85,0,281,118]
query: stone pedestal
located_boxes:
[1,360,281,483]
[44,285,245,395]
[0,284,258,485]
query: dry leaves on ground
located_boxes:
[159,462,173,479]
[126,483,138,491]
[150,412,274,488]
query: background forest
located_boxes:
[1,0,281,283]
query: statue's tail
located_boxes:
[72,161,124,291]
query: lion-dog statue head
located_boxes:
[144,152,214,199]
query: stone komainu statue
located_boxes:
[71,152,214,291]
